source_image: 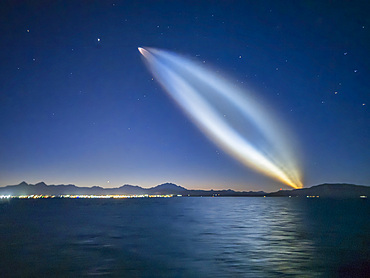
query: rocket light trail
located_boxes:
[139,47,303,189]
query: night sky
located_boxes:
[1,1,369,191]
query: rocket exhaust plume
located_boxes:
[138,47,303,189]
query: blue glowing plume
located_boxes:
[139,47,303,189]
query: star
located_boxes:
[97,38,100,42]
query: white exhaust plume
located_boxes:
[139,47,303,189]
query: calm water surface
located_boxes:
[0,197,369,277]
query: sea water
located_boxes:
[0,197,368,277]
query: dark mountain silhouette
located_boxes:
[268,183,370,198]
[147,183,188,195]
[0,182,368,198]
[0,181,265,196]
[0,182,187,196]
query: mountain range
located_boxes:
[0,182,369,198]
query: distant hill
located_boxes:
[147,183,188,195]
[268,183,370,198]
[0,182,266,196]
[0,182,368,198]
[0,181,264,197]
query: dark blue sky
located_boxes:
[0,1,369,191]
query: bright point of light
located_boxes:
[138,47,147,57]
[139,47,303,189]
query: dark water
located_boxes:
[0,197,369,277]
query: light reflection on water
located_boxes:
[0,197,368,277]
